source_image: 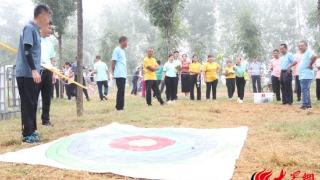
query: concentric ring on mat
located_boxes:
[46,130,219,171]
[109,135,176,151]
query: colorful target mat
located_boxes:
[0,123,248,180]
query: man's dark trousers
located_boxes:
[251,75,262,93]
[97,80,108,100]
[17,77,39,137]
[115,78,126,110]
[280,70,293,105]
[294,75,301,101]
[271,75,281,101]
[38,69,53,124]
[51,80,59,98]
[145,80,164,105]
[74,75,89,100]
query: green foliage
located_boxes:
[140,0,185,58]
[33,0,76,36]
[235,7,262,60]
[99,1,159,73]
[0,1,25,64]
[307,7,320,54]
[184,0,215,61]
[258,0,300,58]
[99,32,119,64]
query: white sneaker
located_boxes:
[237,98,240,103]
[167,100,173,104]
[238,99,243,104]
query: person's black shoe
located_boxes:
[103,96,108,101]
[42,121,54,127]
[300,106,312,110]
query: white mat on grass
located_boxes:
[0,123,248,180]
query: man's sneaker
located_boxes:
[31,132,40,142]
[22,135,40,144]
[42,121,54,127]
[300,106,312,110]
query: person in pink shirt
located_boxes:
[293,51,302,101]
[269,49,281,101]
[316,58,320,101]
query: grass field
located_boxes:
[0,86,319,180]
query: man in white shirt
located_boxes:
[249,57,263,93]
[94,55,109,101]
[39,21,55,127]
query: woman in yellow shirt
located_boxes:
[203,55,220,100]
[224,59,236,100]
[189,55,202,100]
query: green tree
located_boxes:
[0,1,26,64]
[99,0,159,74]
[184,0,216,61]
[140,0,185,59]
[307,6,320,53]
[235,7,262,60]
[99,32,120,64]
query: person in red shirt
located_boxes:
[181,54,191,97]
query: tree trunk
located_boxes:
[57,35,64,99]
[76,0,84,116]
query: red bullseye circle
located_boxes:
[109,136,176,151]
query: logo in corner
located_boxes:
[251,169,286,180]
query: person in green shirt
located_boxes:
[234,57,247,103]
[155,60,165,95]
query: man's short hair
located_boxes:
[168,53,174,58]
[34,4,51,18]
[173,50,179,54]
[208,54,214,58]
[299,40,308,46]
[65,62,71,66]
[96,55,101,59]
[280,43,288,49]
[273,49,279,53]
[119,36,128,43]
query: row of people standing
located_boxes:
[269,42,318,110]
[142,50,249,104]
